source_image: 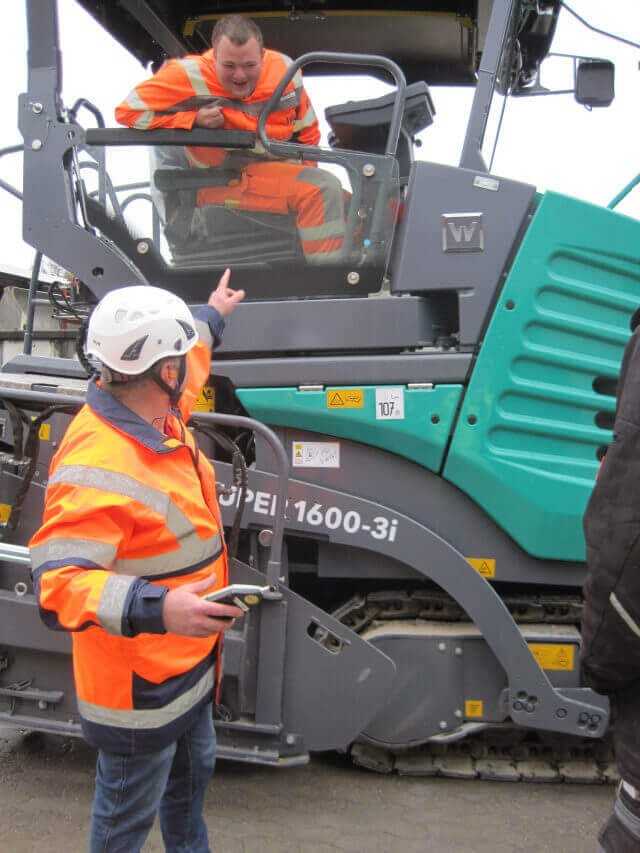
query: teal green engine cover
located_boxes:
[237,385,462,472]
[444,191,640,561]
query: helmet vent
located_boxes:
[121,334,149,361]
[128,310,144,322]
[114,309,127,324]
[176,319,196,341]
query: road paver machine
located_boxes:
[0,0,637,781]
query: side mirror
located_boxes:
[575,59,615,108]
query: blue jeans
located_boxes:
[89,702,216,853]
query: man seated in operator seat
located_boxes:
[116,14,346,265]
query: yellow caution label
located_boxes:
[326,388,365,409]
[528,643,575,672]
[465,700,484,718]
[194,385,215,413]
[38,423,51,441]
[466,557,496,579]
[0,504,12,524]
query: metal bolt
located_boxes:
[525,702,535,713]
[454,647,463,656]
[347,271,360,286]
[513,701,524,711]
[439,721,448,730]
[14,582,27,597]
[454,709,462,719]
[137,241,150,254]
[258,529,273,547]
[38,700,47,710]
[31,139,43,151]
[362,163,376,177]
[437,642,446,652]
[31,102,43,114]
[286,734,296,745]
[555,708,567,719]
[590,714,601,724]
[579,712,589,724]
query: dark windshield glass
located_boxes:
[80,142,400,300]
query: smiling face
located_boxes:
[214,35,264,99]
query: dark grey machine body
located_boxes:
[0,0,615,769]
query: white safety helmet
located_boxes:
[86,286,198,376]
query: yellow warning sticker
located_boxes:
[194,385,215,413]
[466,557,496,579]
[0,504,12,524]
[465,700,484,718]
[326,388,364,409]
[38,423,51,441]
[528,643,575,672]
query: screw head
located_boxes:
[258,528,273,547]
[439,721,448,730]
[437,642,446,652]
[556,708,567,719]
[454,646,463,656]
[38,700,47,710]
[31,102,43,114]
[286,734,296,745]
[137,241,150,254]
[454,709,463,719]
[31,139,43,151]
[347,271,360,285]
[513,701,524,712]
[362,163,376,177]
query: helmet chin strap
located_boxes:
[150,358,187,408]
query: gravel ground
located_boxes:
[0,727,612,852]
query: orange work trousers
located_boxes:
[196,161,346,265]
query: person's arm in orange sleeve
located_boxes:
[115,58,201,131]
[29,495,169,636]
[293,86,321,146]
[178,270,245,424]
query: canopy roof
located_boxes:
[75,1,560,86]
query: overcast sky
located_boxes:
[1,0,639,276]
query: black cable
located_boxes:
[76,316,99,380]
[0,401,79,540]
[560,2,640,51]
[192,424,248,563]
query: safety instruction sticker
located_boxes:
[194,385,215,413]
[326,388,364,409]
[465,700,484,718]
[375,387,404,420]
[0,504,12,524]
[528,643,575,672]
[292,441,340,468]
[466,558,496,579]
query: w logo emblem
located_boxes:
[442,213,484,253]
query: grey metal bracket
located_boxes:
[216,462,610,740]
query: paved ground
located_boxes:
[0,727,611,852]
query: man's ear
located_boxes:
[159,359,179,386]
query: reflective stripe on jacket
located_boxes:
[115,48,320,162]
[29,306,228,754]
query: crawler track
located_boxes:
[332,590,617,784]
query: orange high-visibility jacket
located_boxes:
[29,306,228,754]
[115,48,320,160]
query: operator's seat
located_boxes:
[153,161,301,268]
